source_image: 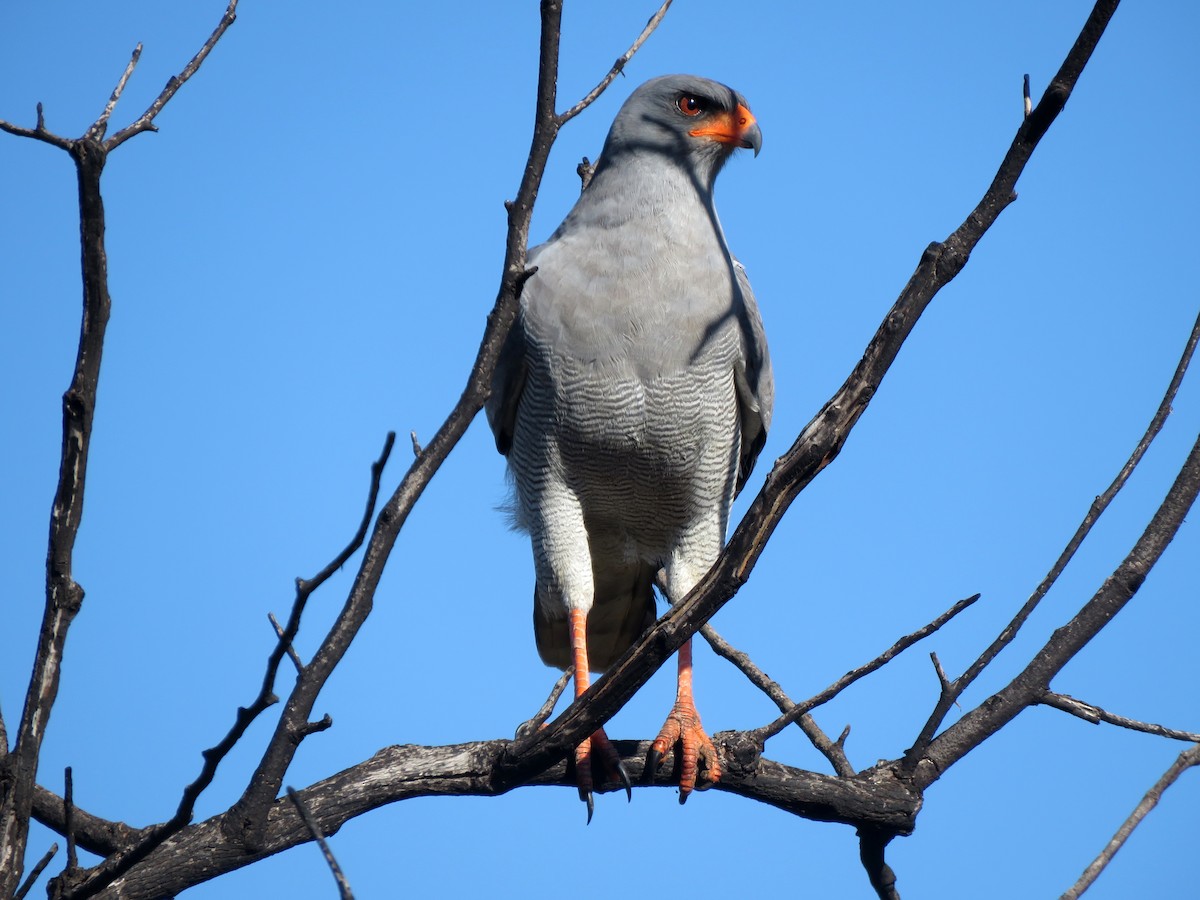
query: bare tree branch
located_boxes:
[906,302,1200,759]
[749,594,981,746]
[913,428,1200,785]
[701,624,855,776]
[63,433,394,899]
[31,787,141,859]
[1039,692,1200,744]
[268,613,306,673]
[0,130,112,900]
[0,5,240,892]
[105,0,239,150]
[858,827,900,900]
[0,103,73,150]
[558,0,673,124]
[576,156,596,191]
[286,787,354,900]
[14,843,57,900]
[1061,744,1200,899]
[86,44,143,141]
[63,767,77,874]
[515,669,573,740]
[86,738,920,899]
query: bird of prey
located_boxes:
[488,74,772,818]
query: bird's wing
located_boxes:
[733,259,774,492]
[486,302,528,457]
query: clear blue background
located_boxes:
[3,2,1197,897]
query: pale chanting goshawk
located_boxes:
[488,74,773,818]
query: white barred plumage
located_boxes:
[487,74,772,818]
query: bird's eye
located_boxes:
[677,95,706,117]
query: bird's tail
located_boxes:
[534,563,658,673]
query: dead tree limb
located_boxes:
[909,428,1200,782]
[1039,693,1200,744]
[0,9,239,894]
[1060,744,1200,899]
[906,303,1200,758]
[83,737,918,899]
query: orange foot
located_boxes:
[575,725,632,823]
[646,700,722,804]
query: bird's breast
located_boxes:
[524,219,739,381]
[508,180,747,536]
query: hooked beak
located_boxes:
[689,103,762,157]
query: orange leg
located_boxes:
[646,637,722,803]
[568,608,631,822]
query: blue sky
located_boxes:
[2,2,1198,897]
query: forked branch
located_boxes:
[106,1,239,150]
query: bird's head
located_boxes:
[597,74,761,185]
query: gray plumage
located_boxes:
[488,74,773,674]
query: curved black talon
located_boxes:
[644,747,663,784]
[616,760,633,802]
[583,790,594,824]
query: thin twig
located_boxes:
[13,842,57,900]
[87,44,143,140]
[268,613,304,673]
[1023,73,1032,119]
[107,0,239,150]
[558,0,673,125]
[1061,744,1200,899]
[287,788,355,900]
[748,594,980,744]
[905,301,1200,768]
[929,652,951,693]
[516,668,573,740]
[576,156,596,191]
[1040,691,1200,743]
[0,106,73,150]
[297,432,397,594]
[701,624,854,775]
